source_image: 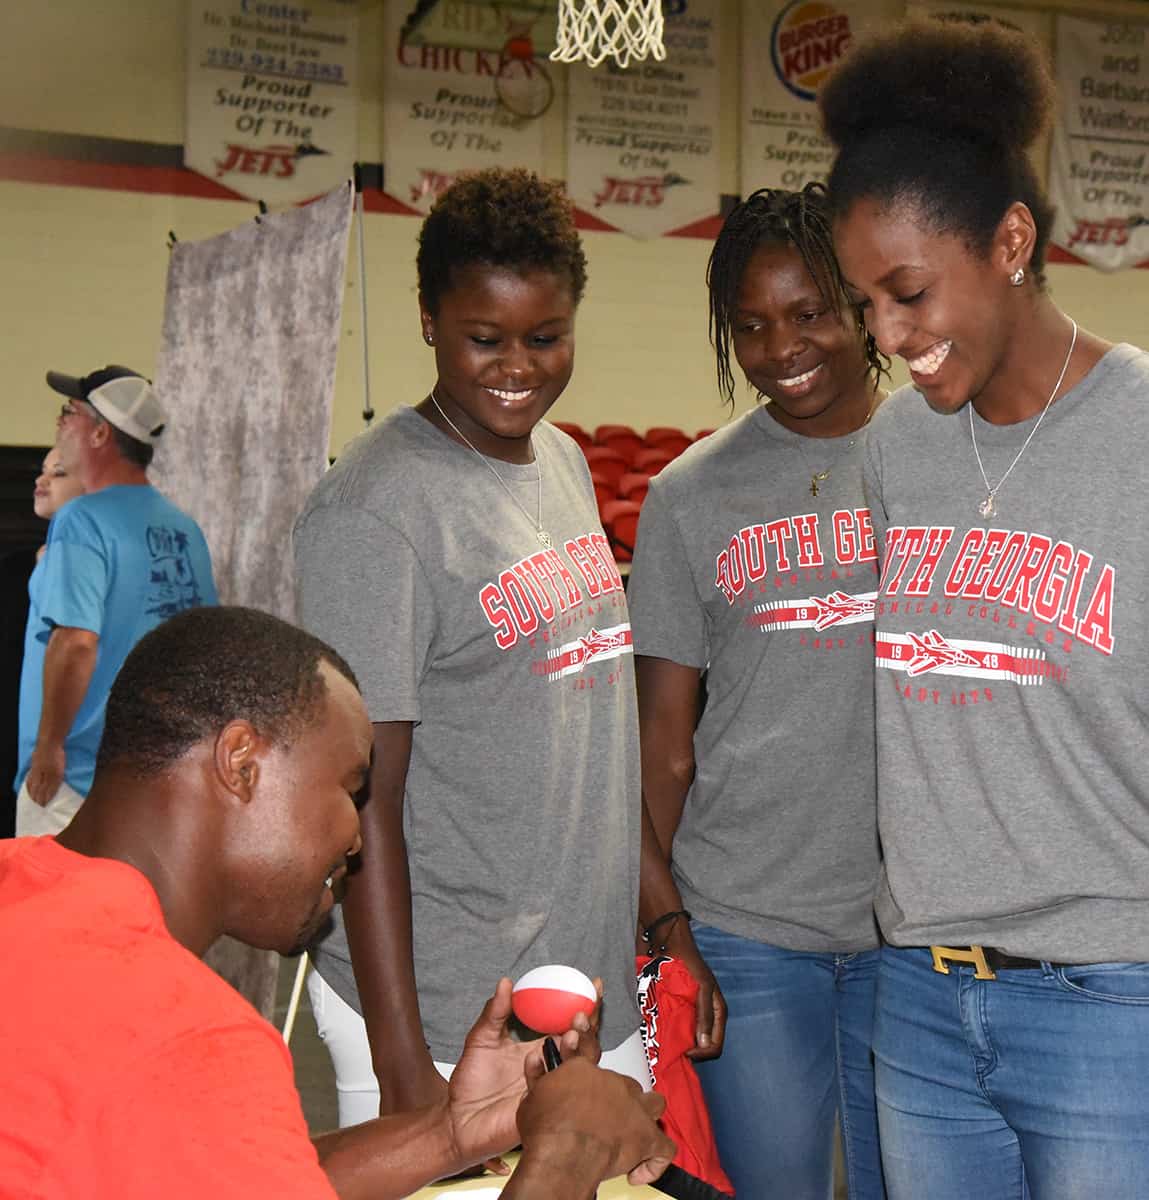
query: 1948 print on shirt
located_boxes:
[876,523,1114,705]
[478,529,633,686]
[714,506,880,649]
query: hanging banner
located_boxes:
[906,3,1049,41]
[564,0,721,238]
[740,0,901,197]
[185,0,358,204]
[1049,14,1149,271]
[382,0,548,213]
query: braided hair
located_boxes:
[707,182,885,406]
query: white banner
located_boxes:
[382,0,547,213]
[154,184,353,619]
[185,0,358,204]
[906,2,1049,41]
[564,0,721,238]
[740,0,901,197]
[1049,14,1149,271]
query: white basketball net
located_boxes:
[548,0,665,69]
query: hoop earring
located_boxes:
[1010,268,1025,287]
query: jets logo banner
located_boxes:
[185,0,358,204]
[564,0,722,238]
[1049,13,1149,271]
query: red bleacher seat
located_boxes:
[632,447,676,475]
[601,498,642,563]
[598,428,645,464]
[590,472,616,511]
[553,420,593,449]
[644,430,692,458]
[593,423,638,443]
[583,445,629,490]
[618,471,651,504]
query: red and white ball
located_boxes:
[512,964,597,1035]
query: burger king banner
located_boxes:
[740,0,901,196]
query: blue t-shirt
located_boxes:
[15,485,217,797]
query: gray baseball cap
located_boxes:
[47,365,166,444]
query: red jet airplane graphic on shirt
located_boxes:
[573,627,629,671]
[904,630,982,677]
[810,591,877,631]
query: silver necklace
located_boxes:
[969,319,1077,519]
[429,390,552,549]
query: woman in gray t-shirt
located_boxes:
[294,169,646,1144]
[629,184,887,1200]
[822,19,1149,1200]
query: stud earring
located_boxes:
[1010,268,1025,286]
[423,332,434,345]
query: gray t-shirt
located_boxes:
[865,343,1149,961]
[293,408,640,1060]
[627,406,881,952]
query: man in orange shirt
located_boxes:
[0,605,673,1199]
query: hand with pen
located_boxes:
[443,975,676,1198]
[510,1050,676,1198]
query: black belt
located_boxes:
[928,944,1067,979]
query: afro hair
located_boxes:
[819,19,1057,277]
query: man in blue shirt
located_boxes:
[16,365,217,835]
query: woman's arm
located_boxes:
[635,656,726,1058]
[342,721,447,1114]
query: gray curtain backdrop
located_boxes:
[152,183,354,1017]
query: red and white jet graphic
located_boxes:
[541,622,633,681]
[572,627,628,671]
[904,629,982,677]
[810,590,877,631]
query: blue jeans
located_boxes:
[692,923,886,1200]
[876,947,1149,1199]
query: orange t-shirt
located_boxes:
[0,837,337,1199]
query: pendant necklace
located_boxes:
[969,319,1077,519]
[429,390,553,548]
[794,388,883,498]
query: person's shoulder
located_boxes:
[1098,342,1149,388]
[304,407,435,512]
[868,384,920,427]
[648,413,756,494]
[535,420,590,474]
[865,384,926,447]
[47,492,105,540]
[295,412,438,544]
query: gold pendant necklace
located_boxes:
[792,389,884,499]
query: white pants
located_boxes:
[307,968,652,1128]
[15,780,84,837]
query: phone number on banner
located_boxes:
[203,48,346,83]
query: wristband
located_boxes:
[641,909,691,953]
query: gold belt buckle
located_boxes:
[930,944,997,980]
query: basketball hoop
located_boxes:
[495,34,556,119]
[548,0,665,69]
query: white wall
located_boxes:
[3,0,1149,452]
